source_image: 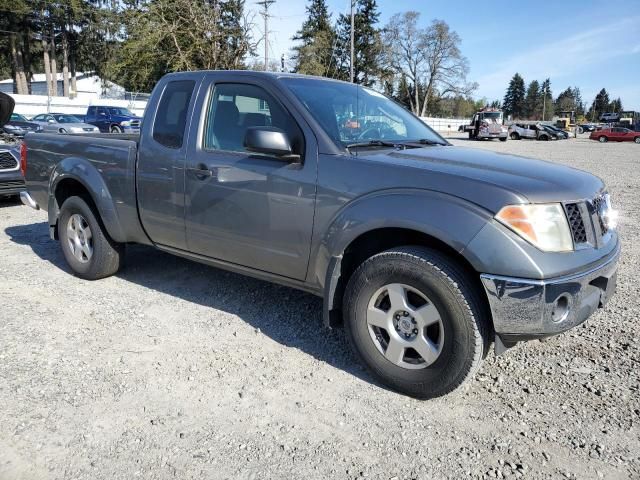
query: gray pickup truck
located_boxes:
[18,71,620,399]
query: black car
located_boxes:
[579,124,597,133]
[2,112,43,137]
[0,94,25,198]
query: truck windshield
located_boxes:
[108,107,134,116]
[482,112,502,120]
[281,78,445,149]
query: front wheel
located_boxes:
[343,246,489,399]
[110,125,123,134]
[510,132,520,140]
[599,136,608,143]
[634,137,640,144]
[58,196,125,280]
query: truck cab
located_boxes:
[464,108,508,141]
[85,105,142,134]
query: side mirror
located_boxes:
[244,126,300,162]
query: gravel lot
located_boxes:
[1,135,639,480]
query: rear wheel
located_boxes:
[110,125,123,134]
[499,137,507,142]
[599,136,608,143]
[343,246,489,399]
[58,196,124,280]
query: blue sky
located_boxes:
[252,0,640,110]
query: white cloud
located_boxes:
[474,17,640,101]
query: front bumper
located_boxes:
[480,242,620,349]
[0,171,25,196]
[122,126,140,134]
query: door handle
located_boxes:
[188,163,214,180]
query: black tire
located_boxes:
[110,125,123,134]
[59,128,67,134]
[599,135,608,143]
[58,196,124,280]
[343,246,490,399]
[499,137,507,142]
[634,137,640,144]
[539,135,549,141]
[510,132,519,140]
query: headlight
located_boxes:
[495,203,573,252]
[120,121,131,127]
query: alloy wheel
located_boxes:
[66,213,93,263]
[366,283,444,370]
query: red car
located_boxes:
[590,127,640,143]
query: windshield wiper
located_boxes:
[345,140,406,150]
[402,138,450,146]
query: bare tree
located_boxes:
[382,12,475,116]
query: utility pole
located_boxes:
[256,0,275,71]
[350,0,355,83]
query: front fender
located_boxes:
[49,157,126,242]
[312,189,494,320]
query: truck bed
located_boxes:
[24,131,148,244]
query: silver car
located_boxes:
[31,113,99,134]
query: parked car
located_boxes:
[0,93,25,198]
[579,123,597,133]
[540,125,565,140]
[2,113,43,137]
[545,125,570,139]
[590,127,640,143]
[85,106,141,133]
[19,71,620,399]
[31,113,100,134]
[599,112,620,123]
[508,123,552,140]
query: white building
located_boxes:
[0,72,126,101]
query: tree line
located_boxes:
[0,0,479,117]
[500,73,624,122]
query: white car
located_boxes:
[31,113,99,134]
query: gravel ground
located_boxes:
[1,134,639,480]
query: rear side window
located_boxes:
[153,80,195,149]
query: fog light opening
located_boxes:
[551,295,571,323]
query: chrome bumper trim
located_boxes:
[480,243,620,340]
[20,191,39,210]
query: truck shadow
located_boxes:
[5,221,381,391]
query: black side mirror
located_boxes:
[244,126,300,162]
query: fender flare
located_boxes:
[48,157,126,242]
[314,189,494,326]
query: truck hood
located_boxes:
[0,92,15,127]
[360,145,604,209]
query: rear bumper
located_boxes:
[480,242,620,348]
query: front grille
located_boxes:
[0,151,18,170]
[591,195,608,234]
[565,203,587,244]
[0,179,25,191]
[130,120,140,128]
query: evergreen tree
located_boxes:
[610,97,623,113]
[540,78,553,121]
[572,87,584,116]
[291,0,336,76]
[588,88,610,121]
[524,80,541,119]
[502,73,526,118]
[555,87,576,114]
[335,0,383,85]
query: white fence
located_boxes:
[9,94,148,117]
[420,117,468,132]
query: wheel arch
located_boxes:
[317,191,493,328]
[49,158,126,242]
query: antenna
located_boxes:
[256,0,275,71]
